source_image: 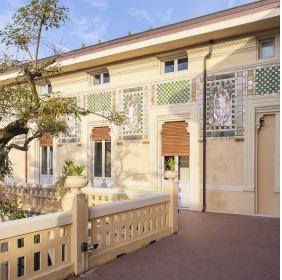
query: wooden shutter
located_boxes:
[39,134,53,147]
[161,121,189,156]
[91,127,111,141]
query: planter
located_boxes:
[65,176,88,193]
[164,170,178,180]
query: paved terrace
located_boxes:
[74,210,279,280]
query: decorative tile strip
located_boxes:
[157,79,191,105]
[87,91,112,112]
[255,65,280,95]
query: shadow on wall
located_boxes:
[112,142,148,190]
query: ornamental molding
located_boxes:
[187,36,255,59]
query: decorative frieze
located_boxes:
[156,79,191,105]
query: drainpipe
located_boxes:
[202,40,213,212]
[25,135,28,183]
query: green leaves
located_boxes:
[0,199,29,220]
[0,0,69,54]
[0,149,13,179]
[55,159,86,194]
[165,157,176,171]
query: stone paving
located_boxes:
[74,210,279,280]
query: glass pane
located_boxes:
[94,74,101,85]
[61,244,66,262]
[105,141,111,177]
[1,261,9,280]
[17,257,25,277]
[34,234,40,244]
[34,252,40,271]
[49,147,53,175]
[47,249,54,267]
[260,40,274,58]
[41,147,48,175]
[17,238,24,248]
[0,242,8,252]
[164,60,174,73]
[103,72,110,83]
[47,83,52,93]
[178,156,189,181]
[178,57,188,71]
[94,142,102,177]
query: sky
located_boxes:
[0,0,255,58]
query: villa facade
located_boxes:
[1,0,280,217]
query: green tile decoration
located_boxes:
[255,66,280,95]
[157,80,191,105]
[87,91,111,112]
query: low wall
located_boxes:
[0,185,131,214]
[0,182,178,280]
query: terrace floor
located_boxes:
[75,210,279,280]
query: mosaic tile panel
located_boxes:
[255,65,280,95]
[157,79,191,105]
[59,115,80,143]
[59,97,80,143]
[87,91,111,112]
[122,87,143,137]
[206,75,236,132]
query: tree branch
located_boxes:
[6,131,42,152]
[35,19,44,66]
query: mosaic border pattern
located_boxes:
[206,76,236,132]
[122,88,144,137]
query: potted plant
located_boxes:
[164,157,178,180]
[56,159,88,194]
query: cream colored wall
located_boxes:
[9,149,26,183]
[113,142,151,190]
[206,139,244,186]
[5,28,280,215]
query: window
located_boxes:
[34,234,40,244]
[93,72,110,85]
[164,60,174,73]
[17,256,25,277]
[0,242,8,253]
[17,238,24,248]
[164,57,188,73]
[33,252,40,271]
[177,57,188,71]
[47,249,54,267]
[1,261,8,280]
[38,83,52,95]
[41,146,53,176]
[94,140,111,178]
[61,244,66,262]
[259,38,275,59]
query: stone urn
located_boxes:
[65,176,88,193]
[163,170,178,180]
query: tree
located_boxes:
[0,0,125,179]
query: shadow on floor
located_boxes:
[74,210,279,280]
